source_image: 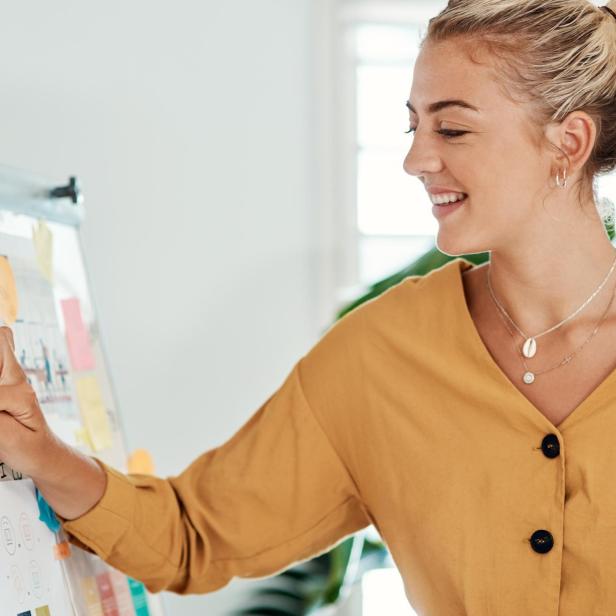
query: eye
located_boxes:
[404,127,468,139]
[438,129,468,139]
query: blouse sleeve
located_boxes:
[60,320,372,594]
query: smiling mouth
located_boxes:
[433,193,468,206]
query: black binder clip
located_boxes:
[49,176,81,204]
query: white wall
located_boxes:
[0,2,332,613]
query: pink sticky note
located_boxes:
[61,298,96,371]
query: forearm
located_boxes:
[31,433,107,521]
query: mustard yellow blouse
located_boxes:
[63,257,616,615]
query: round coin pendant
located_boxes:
[522,337,537,359]
[523,371,535,384]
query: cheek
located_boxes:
[490,128,547,180]
[473,138,546,200]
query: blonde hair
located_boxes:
[423,0,616,200]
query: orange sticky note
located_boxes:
[54,540,72,560]
[33,219,54,282]
[128,449,155,475]
[0,256,18,325]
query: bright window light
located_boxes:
[353,22,435,286]
[359,235,435,283]
[361,568,418,616]
[357,149,435,236]
[355,24,421,63]
[356,65,414,149]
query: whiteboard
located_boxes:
[0,168,164,616]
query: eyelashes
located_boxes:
[405,127,468,139]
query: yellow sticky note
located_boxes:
[80,576,103,615]
[128,448,155,475]
[75,376,113,451]
[33,220,54,282]
[0,256,18,325]
[74,426,95,451]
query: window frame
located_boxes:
[311,1,446,324]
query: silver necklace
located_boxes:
[486,269,616,384]
[486,253,616,360]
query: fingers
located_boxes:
[0,382,37,414]
[0,411,27,453]
[0,326,15,351]
[0,327,26,386]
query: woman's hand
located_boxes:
[0,326,58,476]
[0,326,107,520]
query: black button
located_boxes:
[541,434,560,458]
[530,529,554,554]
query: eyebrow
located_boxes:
[405,99,480,114]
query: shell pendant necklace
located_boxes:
[490,273,616,385]
[486,253,616,384]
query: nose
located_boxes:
[402,132,443,177]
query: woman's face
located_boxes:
[403,38,553,256]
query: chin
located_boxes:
[435,233,490,258]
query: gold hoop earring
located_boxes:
[555,168,568,189]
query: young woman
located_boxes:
[0,0,615,613]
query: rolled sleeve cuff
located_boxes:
[60,459,135,560]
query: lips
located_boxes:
[426,185,467,195]
[431,195,468,219]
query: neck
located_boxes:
[487,200,616,335]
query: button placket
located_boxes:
[528,433,561,556]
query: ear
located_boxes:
[545,110,597,175]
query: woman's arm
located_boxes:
[0,322,371,594]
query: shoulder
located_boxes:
[300,257,473,372]
[352,256,474,327]
[297,257,475,435]
[298,257,475,433]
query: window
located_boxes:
[333,1,447,295]
[362,567,418,616]
[354,22,437,286]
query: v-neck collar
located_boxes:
[445,256,616,434]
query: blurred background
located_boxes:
[0,1,613,614]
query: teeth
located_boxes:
[430,192,467,205]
